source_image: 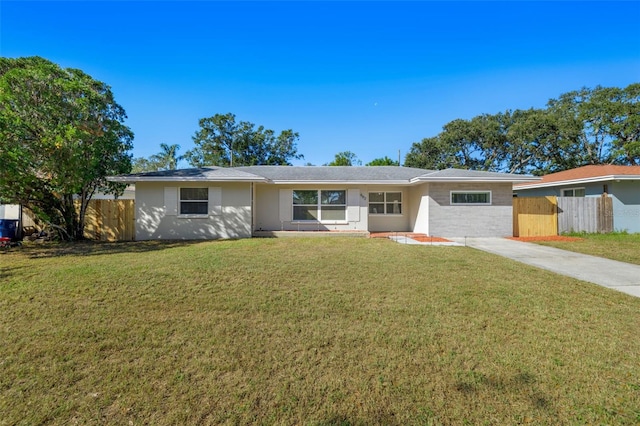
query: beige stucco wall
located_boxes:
[135,181,252,240]
[408,183,430,234]
[428,182,513,237]
[364,186,411,232]
[253,184,369,231]
[253,184,416,233]
[134,180,515,239]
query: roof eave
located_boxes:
[267,179,412,185]
[107,176,269,183]
[411,176,540,184]
[514,174,640,190]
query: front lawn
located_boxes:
[1,238,639,425]
[536,232,640,265]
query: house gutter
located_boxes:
[107,176,269,183]
[411,177,540,184]
[266,179,413,185]
[514,175,640,190]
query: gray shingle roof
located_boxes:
[423,168,530,180]
[109,166,538,184]
[236,166,434,181]
[109,167,266,182]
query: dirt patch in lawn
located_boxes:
[508,236,584,242]
[410,235,452,243]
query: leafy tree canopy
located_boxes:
[184,113,303,167]
[0,56,133,240]
[325,151,361,166]
[404,84,640,174]
[366,156,399,166]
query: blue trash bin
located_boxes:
[0,219,19,240]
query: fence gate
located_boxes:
[80,199,135,241]
[513,196,558,237]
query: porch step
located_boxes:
[253,230,370,238]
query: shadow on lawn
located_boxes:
[0,265,28,280]
[2,240,216,259]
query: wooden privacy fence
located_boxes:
[78,199,135,241]
[513,196,613,237]
[513,196,558,237]
[557,196,613,234]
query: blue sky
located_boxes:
[1,1,639,166]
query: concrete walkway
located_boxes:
[448,237,640,298]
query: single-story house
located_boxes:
[108,166,538,240]
[513,165,640,233]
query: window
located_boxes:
[562,188,585,197]
[180,188,208,215]
[450,191,491,205]
[293,190,346,222]
[369,192,402,214]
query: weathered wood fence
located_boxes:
[79,199,135,241]
[513,196,613,237]
[557,197,613,234]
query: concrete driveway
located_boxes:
[449,237,640,298]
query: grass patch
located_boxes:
[1,238,639,424]
[536,232,640,265]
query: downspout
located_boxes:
[250,182,254,237]
[18,203,23,241]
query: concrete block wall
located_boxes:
[428,182,513,237]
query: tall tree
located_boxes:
[131,143,183,173]
[365,156,399,166]
[184,113,303,167]
[150,143,183,170]
[405,84,640,174]
[505,108,576,174]
[0,56,133,240]
[131,157,161,173]
[325,151,361,166]
[404,136,461,170]
[547,84,640,166]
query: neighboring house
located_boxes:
[108,166,538,240]
[0,203,20,220]
[0,203,37,237]
[514,165,640,233]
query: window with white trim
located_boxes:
[562,188,585,197]
[293,190,346,222]
[450,191,491,205]
[180,188,208,215]
[368,192,402,214]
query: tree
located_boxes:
[150,143,183,170]
[131,157,161,173]
[404,84,640,174]
[546,84,640,166]
[404,136,459,170]
[132,143,183,173]
[505,108,577,174]
[0,57,133,240]
[184,113,303,167]
[366,156,399,166]
[325,151,361,166]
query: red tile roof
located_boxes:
[515,165,640,188]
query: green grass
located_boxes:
[537,232,640,265]
[1,238,639,425]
